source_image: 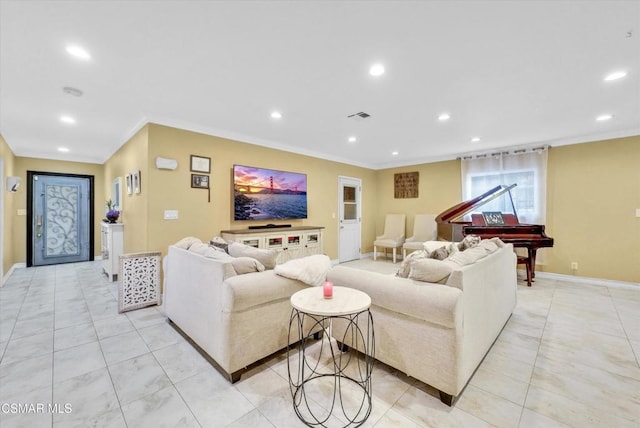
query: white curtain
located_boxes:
[461,147,548,262]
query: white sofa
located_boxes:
[326,240,517,405]
[163,244,314,382]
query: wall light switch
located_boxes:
[636,208,640,218]
[17,209,27,216]
[164,210,179,220]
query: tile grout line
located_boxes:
[515,276,557,427]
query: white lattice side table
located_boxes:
[118,251,162,313]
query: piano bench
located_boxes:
[516,255,533,287]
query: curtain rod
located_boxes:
[457,145,549,160]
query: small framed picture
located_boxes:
[126,174,133,195]
[133,170,141,194]
[190,155,211,173]
[191,174,209,189]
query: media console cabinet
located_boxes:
[221,226,324,263]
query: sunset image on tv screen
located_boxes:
[233,165,307,220]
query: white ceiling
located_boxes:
[1,1,639,169]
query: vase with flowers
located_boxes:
[105,199,120,223]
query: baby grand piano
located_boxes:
[436,184,554,286]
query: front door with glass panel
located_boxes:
[32,174,91,266]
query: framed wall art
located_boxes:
[126,174,133,195]
[394,172,419,198]
[190,155,211,173]
[133,170,141,194]
[191,174,209,189]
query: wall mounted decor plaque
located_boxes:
[394,172,419,198]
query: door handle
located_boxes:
[36,215,43,238]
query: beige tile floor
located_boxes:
[0,259,638,427]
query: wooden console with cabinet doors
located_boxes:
[220,226,323,263]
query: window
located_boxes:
[461,148,548,225]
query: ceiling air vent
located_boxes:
[347,111,371,121]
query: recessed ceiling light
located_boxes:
[438,113,451,121]
[348,136,357,143]
[391,151,399,156]
[270,111,282,119]
[57,147,70,153]
[369,64,385,77]
[60,115,76,124]
[65,45,91,60]
[604,71,627,81]
[471,137,481,143]
[596,114,613,121]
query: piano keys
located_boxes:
[436,184,554,286]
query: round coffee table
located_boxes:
[287,286,375,427]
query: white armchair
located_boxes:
[373,214,406,263]
[402,214,437,259]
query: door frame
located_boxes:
[337,175,362,263]
[26,171,95,267]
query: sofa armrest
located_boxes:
[223,271,311,312]
[327,266,461,328]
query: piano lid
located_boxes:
[436,183,518,224]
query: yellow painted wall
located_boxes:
[375,160,462,240]
[1,134,17,275]
[546,136,640,282]
[144,124,377,259]
[103,126,149,253]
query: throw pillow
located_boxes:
[479,239,499,253]
[458,235,481,251]
[429,247,448,260]
[202,247,234,261]
[188,242,210,255]
[228,242,278,269]
[446,245,487,266]
[210,236,229,253]
[408,258,454,284]
[231,257,265,275]
[274,254,332,287]
[423,241,448,253]
[396,249,429,278]
[174,236,202,250]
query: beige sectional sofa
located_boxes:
[163,236,517,407]
[327,240,517,406]
[163,243,314,382]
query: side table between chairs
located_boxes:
[288,286,375,428]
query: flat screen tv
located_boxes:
[233,164,308,221]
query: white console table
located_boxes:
[221,226,323,263]
[101,221,124,281]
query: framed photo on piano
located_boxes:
[482,211,505,225]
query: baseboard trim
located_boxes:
[519,269,639,290]
[2,263,27,286]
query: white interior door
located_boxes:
[338,176,361,263]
